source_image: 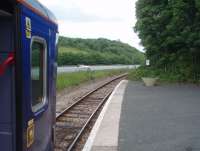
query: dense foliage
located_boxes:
[135,0,200,81]
[58,36,145,65]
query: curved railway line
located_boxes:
[55,73,127,151]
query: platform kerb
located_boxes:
[83,80,128,151]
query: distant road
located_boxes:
[57,65,139,73]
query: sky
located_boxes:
[39,0,143,51]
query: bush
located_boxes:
[128,66,200,83]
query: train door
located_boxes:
[17,8,55,151]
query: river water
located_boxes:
[57,65,139,73]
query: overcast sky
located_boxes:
[40,0,143,51]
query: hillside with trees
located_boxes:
[58,36,145,66]
[135,0,200,81]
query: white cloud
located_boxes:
[39,0,143,51]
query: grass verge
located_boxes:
[57,69,127,91]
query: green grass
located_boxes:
[57,69,127,91]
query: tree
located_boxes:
[135,0,200,80]
[58,36,145,65]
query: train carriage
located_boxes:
[0,0,58,151]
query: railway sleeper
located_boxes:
[58,114,89,120]
[57,118,86,125]
[56,121,84,128]
[67,110,95,115]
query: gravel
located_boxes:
[56,75,121,115]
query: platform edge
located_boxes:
[82,80,128,151]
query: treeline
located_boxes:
[58,36,145,65]
[135,0,200,81]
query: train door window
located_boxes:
[31,37,47,112]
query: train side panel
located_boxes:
[0,18,15,151]
[18,4,57,151]
[0,1,58,150]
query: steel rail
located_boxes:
[56,73,127,119]
[66,91,112,151]
[55,73,127,151]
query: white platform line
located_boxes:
[82,80,128,151]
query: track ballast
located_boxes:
[55,73,127,151]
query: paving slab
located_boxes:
[119,81,200,151]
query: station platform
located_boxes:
[83,80,200,151]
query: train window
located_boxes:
[31,37,47,112]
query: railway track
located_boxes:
[55,73,127,151]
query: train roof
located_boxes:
[17,0,58,25]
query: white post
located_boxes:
[146,59,150,66]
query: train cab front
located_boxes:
[0,0,58,151]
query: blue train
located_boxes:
[0,0,58,150]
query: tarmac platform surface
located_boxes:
[84,81,200,151]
